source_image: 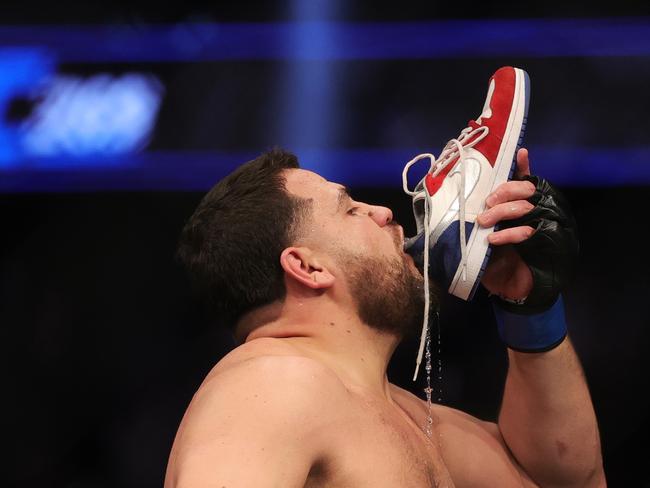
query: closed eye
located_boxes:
[347,207,361,215]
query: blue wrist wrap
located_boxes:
[492,295,568,352]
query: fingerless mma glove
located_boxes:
[492,175,579,352]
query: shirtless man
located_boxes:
[165,147,605,487]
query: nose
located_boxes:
[368,205,393,227]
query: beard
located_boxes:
[342,250,437,338]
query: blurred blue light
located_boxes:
[0,48,54,165]
[1,146,648,192]
[20,74,163,161]
[1,20,648,191]
[0,47,162,167]
[1,19,649,62]
[276,0,340,148]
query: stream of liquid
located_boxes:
[423,310,441,439]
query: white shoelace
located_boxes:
[402,124,489,381]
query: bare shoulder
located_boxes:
[210,337,326,372]
[188,340,349,431]
[166,341,349,487]
[205,337,347,390]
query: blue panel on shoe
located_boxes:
[428,221,475,290]
[404,220,475,290]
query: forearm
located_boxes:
[498,337,604,487]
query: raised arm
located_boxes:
[479,149,605,487]
[499,334,604,487]
[164,355,334,488]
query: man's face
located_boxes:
[284,168,428,337]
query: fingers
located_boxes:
[485,179,536,208]
[515,147,531,179]
[478,199,534,227]
[477,147,537,245]
[487,225,536,245]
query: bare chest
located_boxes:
[306,398,455,488]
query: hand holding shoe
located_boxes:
[479,148,579,314]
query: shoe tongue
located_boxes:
[468,119,480,130]
[404,234,424,264]
[404,234,425,270]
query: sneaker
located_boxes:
[402,66,530,302]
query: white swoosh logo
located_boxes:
[429,157,482,242]
[448,157,481,212]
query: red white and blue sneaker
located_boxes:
[403,66,530,302]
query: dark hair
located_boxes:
[177,148,311,330]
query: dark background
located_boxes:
[2,1,650,487]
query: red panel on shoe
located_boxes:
[472,67,516,167]
[424,159,457,196]
[423,67,517,196]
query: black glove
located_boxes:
[493,175,579,315]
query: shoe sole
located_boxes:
[448,68,531,301]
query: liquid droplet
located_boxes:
[422,310,442,439]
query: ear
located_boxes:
[280,247,335,290]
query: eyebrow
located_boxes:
[336,185,353,212]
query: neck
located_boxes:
[243,296,400,401]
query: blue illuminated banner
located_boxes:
[0,146,647,192]
[0,19,649,62]
[1,20,649,191]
